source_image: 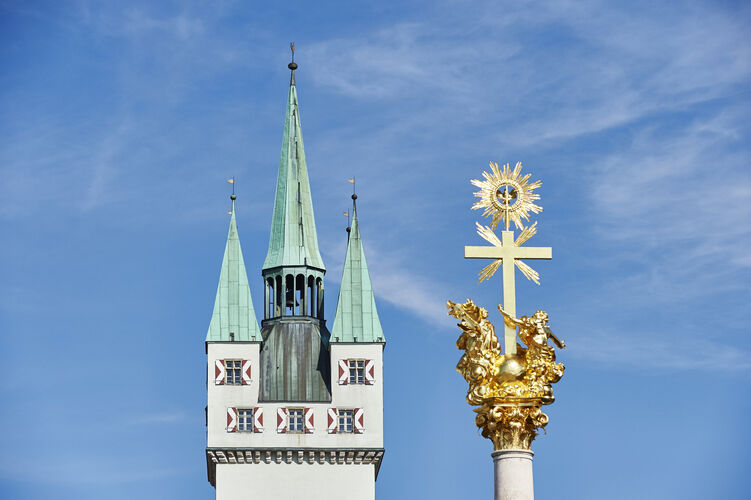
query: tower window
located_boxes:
[238,409,254,432]
[288,408,304,433]
[338,409,354,433]
[348,360,365,384]
[225,360,242,385]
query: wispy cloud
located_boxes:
[569,328,751,372]
[590,108,751,300]
[307,23,498,100]
[76,3,205,41]
[323,237,453,330]
[306,1,751,147]
[370,263,453,330]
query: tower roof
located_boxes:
[331,196,385,343]
[262,65,325,272]
[206,198,261,342]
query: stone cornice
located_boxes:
[206,447,385,486]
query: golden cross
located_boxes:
[465,230,551,355]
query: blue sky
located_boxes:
[2,1,750,498]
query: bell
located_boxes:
[285,289,299,308]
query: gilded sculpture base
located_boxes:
[475,401,548,451]
[447,299,565,451]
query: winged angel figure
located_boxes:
[447,299,565,405]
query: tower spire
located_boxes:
[263,50,325,273]
[206,190,261,342]
[332,192,385,343]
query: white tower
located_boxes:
[205,57,386,500]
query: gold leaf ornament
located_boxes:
[471,161,542,231]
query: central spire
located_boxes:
[263,50,324,273]
[262,52,326,323]
[257,53,332,401]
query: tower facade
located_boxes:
[205,60,386,500]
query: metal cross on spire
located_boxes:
[288,42,297,85]
[464,161,551,355]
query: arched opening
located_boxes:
[296,274,305,316]
[316,277,324,319]
[266,277,274,319]
[307,275,315,318]
[285,274,295,316]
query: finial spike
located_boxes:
[227,178,236,214]
[288,42,298,84]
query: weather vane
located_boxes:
[447,160,565,500]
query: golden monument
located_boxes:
[447,162,565,499]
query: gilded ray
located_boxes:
[515,222,538,246]
[471,161,543,230]
[478,259,503,283]
[515,260,540,285]
[476,222,503,247]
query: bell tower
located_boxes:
[258,51,331,402]
[205,50,386,500]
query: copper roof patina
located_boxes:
[258,60,331,401]
[262,73,325,272]
[331,196,385,343]
[206,198,262,342]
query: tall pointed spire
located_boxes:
[331,194,385,343]
[262,50,325,272]
[206,195,261,342]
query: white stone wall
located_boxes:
[207,341,385,498]
[207,342,384,450]
[328,343,384,450]
[206,343,261,447]
[216,462,375,500]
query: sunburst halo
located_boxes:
[471,161,542,230]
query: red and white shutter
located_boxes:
[354,408,364,434]
[253,407,263,433]
[241,360,252,385]
[365,359,375,385]
[304,408,315,434]
[276,408,287,433]
[338,360,349,385]
[327,408,338,434]
[226,407,237,432]
[215,360,225,385]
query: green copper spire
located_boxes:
[262,65,325,272]
[331,195,385,343]
[206,197,261,342]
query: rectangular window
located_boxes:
[238,409,254,432]
[338,409,354,433]
[288,408,304,433]
[226,360,242,385]
[348,360,365,384]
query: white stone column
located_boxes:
[492,449,534,500]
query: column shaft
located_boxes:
[492,449,534,500]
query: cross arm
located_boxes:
[464,246,552,260]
